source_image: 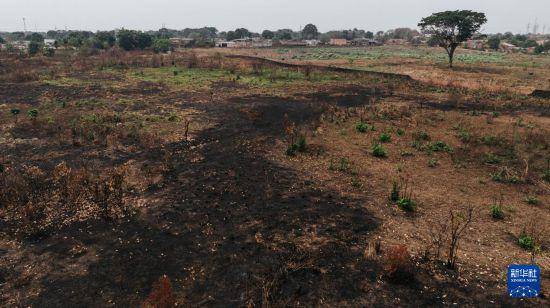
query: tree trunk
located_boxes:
[447,45,457,68]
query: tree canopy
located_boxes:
[418,10,487,67]
[302,24,319,40]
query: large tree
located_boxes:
[418,10,487,68]
[302,24,319,40]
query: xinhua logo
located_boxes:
[507,264,540,298]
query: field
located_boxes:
[0,46,549,306]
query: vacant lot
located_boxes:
[217,45,550,94]
[0,48,548,306]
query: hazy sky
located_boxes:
[2,0,549,34]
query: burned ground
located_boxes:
[0,50,548,307]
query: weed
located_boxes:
[490,167,520,184]
[397,198,416,212]
[518,234,534,251]
[428,158,438,168]
[490,205,504,219]
[286,136,307,156]
[372,144,387,158]
[379,133,391,143]
[383,245,414,284]
[27,109,38,119]
[524,196,540,205]
[428,141,453,153]
[396,128,405,136]
[483,153,501,164]
[413,130,430,141]
[355,122,369,133]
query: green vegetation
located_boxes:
[372,144,387,158]
[397,198,416,212]
[518,234,534,250]
[490,205,504,219]
[378,133,391,143]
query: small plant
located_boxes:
[490,167,520,184]
[524,196,540,205]
[396,128,405,136]
[383,245,414,283]
[490,205,504,219]
[372,144,387,158]
[397,198,416,212]
[428,158,438,168]
[355,122,369,133]
[413,130,430,141]
[428,141,453,153]
[483,152,501,164]
[379,133,391,143]
[518,234,534,251]
[27,109,39,119]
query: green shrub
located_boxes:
[286,136,307,156]
[484,153,501,164]
[428,158,438,168]
[490,168,520,184]
[524,196,540,205]
[413,131,430,141]
[27,109,39,119]
[355,122,369,133]
[428,141,453,153]
[379,133,391,143]
[396,128,405,136]
[397,198,416,212]
[490,205,504,219]
[372,144,387,158]
[518,234,534,250]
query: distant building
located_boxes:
[500,42,520,53]
[305,39,320,46]
[464,40,485,50]
[44,39,56,48]
[351,38,379,46]
[385,39,407,45]
[216,38,272,48]
[277,40,307,47]
[11,40,30,51]
[329,38,348,46]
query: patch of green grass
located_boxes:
[428,141,453,153]
[372,144,387,158]
[484,153,501,164]
[428,158,438,168]
[518,234,534,250]
[491,205,504,219]
[524,196,540,205]
[355,122,369,133]
[397,198,416,212]
[378,133,391,143]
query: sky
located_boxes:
[2,0,549,34]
